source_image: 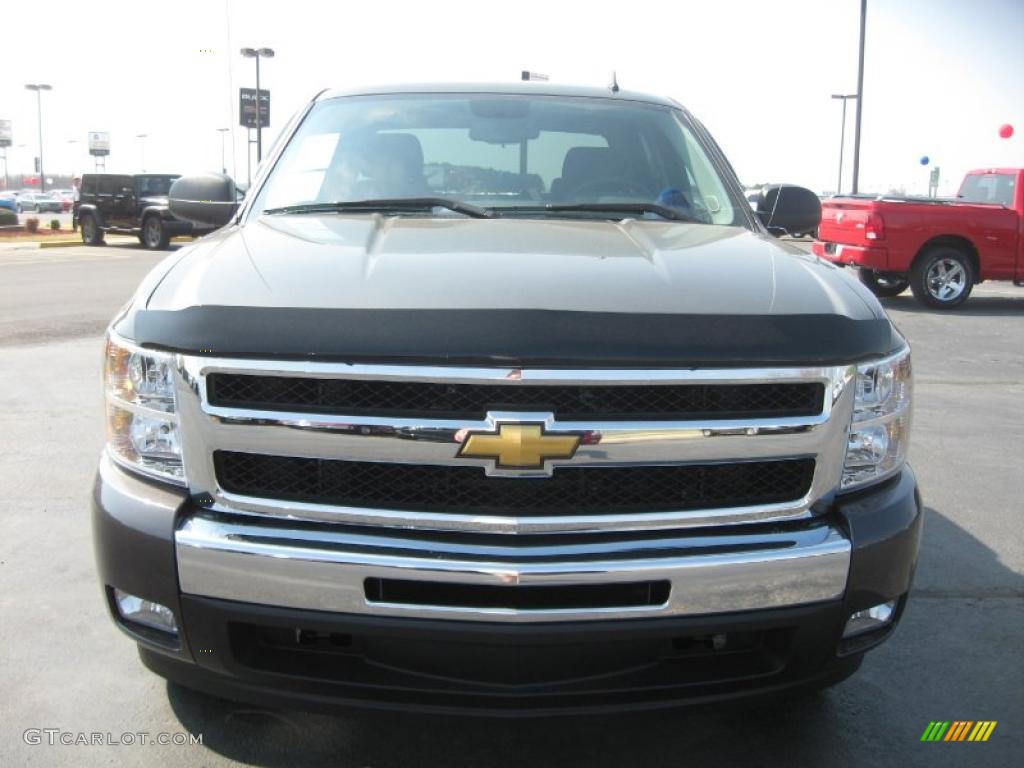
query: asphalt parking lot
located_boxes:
[0,241,1021,767]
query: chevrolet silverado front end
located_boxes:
[93,83,922,715]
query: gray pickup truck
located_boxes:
[93,83,921,715]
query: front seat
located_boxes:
[365,133,431,198]
[544,146,638,201]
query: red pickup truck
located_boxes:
[813,168,1023,308]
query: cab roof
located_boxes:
[316,82,681,109]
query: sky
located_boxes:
[2,0,1022,196]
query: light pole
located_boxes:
[24,83,52,192]
[240,47,274,162]
[216,128,230,174]
[851,0,867,193]
[136,133,148,172]
[831,94,857,194]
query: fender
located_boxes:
[76,202,104,228]
[140,203,173,222]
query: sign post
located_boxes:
[239,87,269,171]
[89,131,110,172]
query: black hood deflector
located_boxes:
[122,306,900,367]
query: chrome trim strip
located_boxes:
[196,410,827,475]
[172,358,854,532]
[175,514,851,622]
[190,358,842,385]
[208,491,814,534]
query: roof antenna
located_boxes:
[609,71,620,93]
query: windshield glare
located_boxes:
[254,94,742,225]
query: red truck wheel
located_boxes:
[910,247,974,309]
[859,269,909,298]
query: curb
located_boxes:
[38,240,86,249]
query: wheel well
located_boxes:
[912,235,979,278]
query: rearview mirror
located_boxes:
[469,118,540,145]
[169,173,239,228]
[754,185,821,238]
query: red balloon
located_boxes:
[999,124,1014,139]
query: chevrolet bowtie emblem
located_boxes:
[457,424,581,470]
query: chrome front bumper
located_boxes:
[176,513,851,623]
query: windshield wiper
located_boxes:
[264,197,494,219]
[500,202,705,223]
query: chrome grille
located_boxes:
[174,358,855,534]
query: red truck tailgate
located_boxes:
[814,199,889,270]
[817,199,879,247]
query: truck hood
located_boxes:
[125,214,899,366]
[148,215,878,315]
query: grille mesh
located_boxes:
[215,451,815,516]
[206,375,824,421]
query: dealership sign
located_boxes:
[239,88,270,129]
[0,120,11,148]
[88,131,110,156]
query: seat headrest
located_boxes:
[560,147,613,181]
[368,133,425,172]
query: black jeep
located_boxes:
[78,173,212,250]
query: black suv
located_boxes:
[78,174,212,250]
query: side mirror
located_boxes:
[169,173,239,227]
[755,185,821,238]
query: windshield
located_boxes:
[958,172,1016,207]
[253,94,743,225]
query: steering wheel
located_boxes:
[569,177,650,199]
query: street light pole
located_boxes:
[851,0,867,194]
[24,83,52,192]
[216,128,230,174]
[831,94,857,194]
[240,47,274,163]
[255,54,262,162]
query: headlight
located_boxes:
[104,334,185,484]
[842,347,912,490]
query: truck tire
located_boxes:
[858,269,909,298]
[910,246,974,309]
[142,216,170,250]
[80,214,104,246]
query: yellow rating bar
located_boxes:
[968,721,997,742]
